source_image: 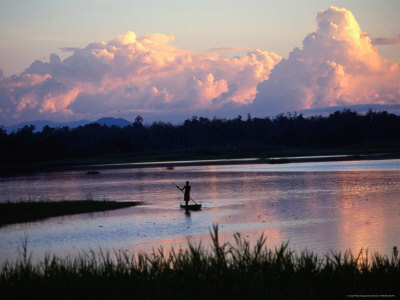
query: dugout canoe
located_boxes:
[180,204,202,210]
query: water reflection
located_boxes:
[1,159,400,261]
[334,171,399,255]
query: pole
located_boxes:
[172,182,199,205]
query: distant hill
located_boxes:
[5,117,132,133]
[94,117,132,128]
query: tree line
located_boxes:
[1,109,400,163]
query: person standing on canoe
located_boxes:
[179,181,191,209]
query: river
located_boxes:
[1,158,400,261]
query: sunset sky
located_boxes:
[0,0,399,125]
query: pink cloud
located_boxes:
[253,6,400,114]
[0,31,281,124]
[1,73,51,89]
[0,7,399,126]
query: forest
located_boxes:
[1,109,400,164]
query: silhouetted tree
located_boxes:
[1,109,400,164]
[133,115,143,128]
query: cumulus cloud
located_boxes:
[0,31,280,125]
[252,6,400,114]
[1,6,399,126]
[371,34,400,46]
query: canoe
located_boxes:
[180,204,202,210]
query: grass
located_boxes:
[0,199,140,226]
[0,225,399,299]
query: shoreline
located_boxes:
[0,200,140,227]
[2,148,400,176]
[83,152,400,170]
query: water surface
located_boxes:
[1,159,400,261]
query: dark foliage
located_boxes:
[1,109,400,163]
[1,225,399,299]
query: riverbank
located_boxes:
[2,145,400,176]
[1,226,398,299]
[0,200,140,227]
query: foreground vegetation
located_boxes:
[0,200,139,226]
[1,226,399,299]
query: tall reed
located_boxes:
[1,225,399,299]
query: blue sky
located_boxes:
[1,0,399,76]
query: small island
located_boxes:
[0,200,140,226]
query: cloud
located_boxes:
[252,6,400,114]
[0,7,399,126]
[0,31,281,125]
[371,34,400,46]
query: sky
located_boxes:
[0,0,399,125]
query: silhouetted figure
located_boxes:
[179,181,191,210]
